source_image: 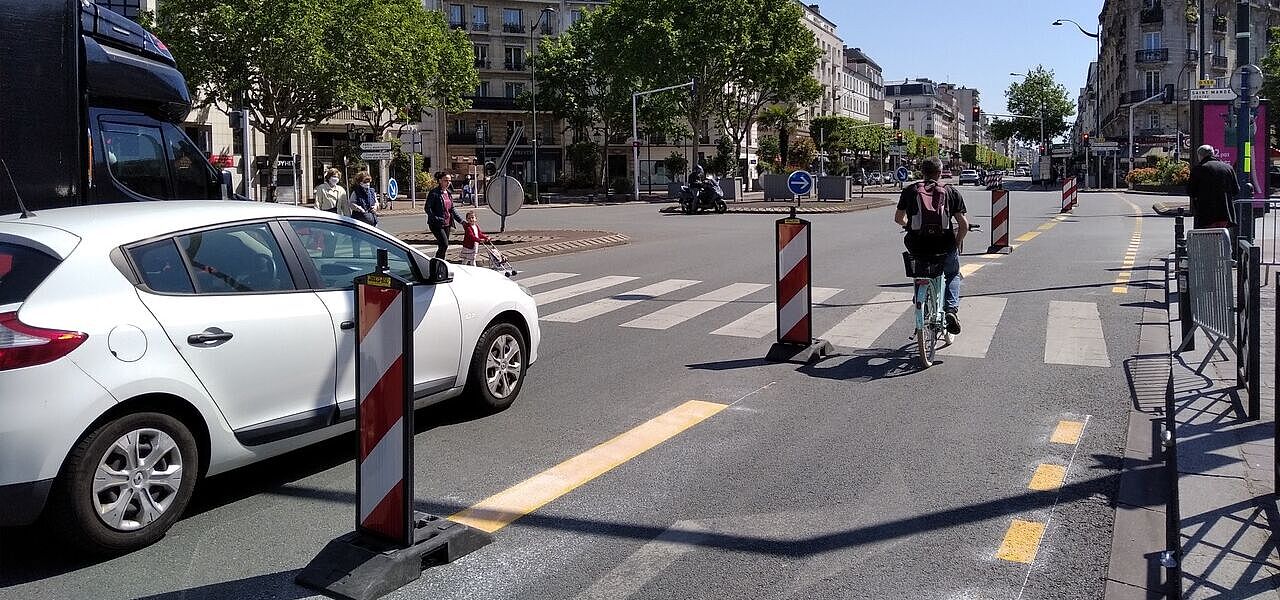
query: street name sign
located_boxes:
[1190,88,1236,101]
[787,170,813,196]
[888,144,907,156]
[360,141,393,151]
[1092,141,1119,149]
[360,150,393,160]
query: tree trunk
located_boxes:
[264,128,289,203]
[778,127,789,169]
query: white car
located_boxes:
[958,170,980,185]
[0,201,540,553]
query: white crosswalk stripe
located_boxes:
[542,279,701,323]
[1044,300,1111,367]
[711,287,843,338]
[534,276,640,305]
[621,283,769,330]
[516,272,578,287]
[818,291,914,349]
[937,296,1008,359]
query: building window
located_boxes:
[570,9,583,25]
[472,6,488,27]
[94,0,140,19]
[453,119,467,134]
[503,8,523,32]
[1149,113,1160,129]
[504,47,524,70]
[475,81,490,97]
[448,4,464,26]
[1144,71,1161,95]
[504,82,524,98]
[473,44,489,68]
[1143,32,1161,49]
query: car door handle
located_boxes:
[187,328,234,345]
[340,320,355,330]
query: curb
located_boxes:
[658,199,894,215]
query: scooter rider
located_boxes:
[689,164,707,195]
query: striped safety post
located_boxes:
[354,253,415,547]
[298,250,492,600]
[767,208,833,363]
[988,188,1010,253]
[776,211,812,345]
[1060,176,1078,213]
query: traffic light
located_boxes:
[483,161,497,177]
[1162,83,1174,104]
[1082,132,1089,145]
[895,131,904,144]
[228,110,244,130]
[972,105,980,122]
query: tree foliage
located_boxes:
[1262,27,1280,149]
[988,65,1075,145]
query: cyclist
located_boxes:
[894,157,969,334]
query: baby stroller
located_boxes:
[483,241,518,277]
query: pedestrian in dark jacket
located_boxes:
[348,171,379,226]
[425,171,465,259]
[1187,144,1240,229]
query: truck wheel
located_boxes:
[464,322,528,412]
[47,412,199,555]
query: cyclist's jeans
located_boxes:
[943,249,962,312]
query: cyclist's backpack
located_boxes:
[908,182,952,237]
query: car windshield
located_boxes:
[0,242,60,305]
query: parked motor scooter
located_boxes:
[679,176,728,214]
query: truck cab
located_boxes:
[0,0,231,213]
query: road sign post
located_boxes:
[297,250,491,600]
[787,170,813,207]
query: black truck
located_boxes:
[0,0,232,214]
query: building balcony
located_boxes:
[504,60,526,71]
[474,59,491,69]
[472,22,490,31]
[449,21,465,30]
[332,109,376,122]
[1139,6,1163,25]
[447,132,478,144]
[468,96,519,110]
[1135,48,1169,63]
[1126,89,1161,103]
[503,23,525,33]
[1212,17,1228,34]
[1212,55,1229,70]
[1137,127,1169,137]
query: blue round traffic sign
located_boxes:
[787,170,814,196]
[387,178,399,200]
[896,167,909,182]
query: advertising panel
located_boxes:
[1193,101,1268,199]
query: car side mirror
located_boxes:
[413,252,453,284]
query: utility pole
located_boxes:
[1234,0,1254,239]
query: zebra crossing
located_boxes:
[520,273,1111,366]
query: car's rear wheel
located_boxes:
[464,321,528,412]
[47,411,199,555]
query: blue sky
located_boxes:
[819,1,1104,119]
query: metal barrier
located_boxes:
[1236,199,1280,272]
[1173,211,1194,350]
[1181,229,1235,372]
[1237,239,1262,420]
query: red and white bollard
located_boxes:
[767,208,833,363]
[298,250,490,600]
[987,188,1010,253]
[1060,176,1078,213]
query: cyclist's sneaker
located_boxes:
[945,310,961,334]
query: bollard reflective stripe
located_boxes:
[354,273,414,547]
[1060,177,1078,213]
[989,188,1010,252]
[775,216,812,345]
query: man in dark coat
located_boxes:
[1187,144,1240,229]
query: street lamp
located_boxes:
[529,6,557,205]
[1052,18,1101,187]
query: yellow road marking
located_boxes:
[450,400,727,533]
[1050,420,1085,445]
[997,519,1047,563]
[1037,223,1056,231]
[960,263,985,277]
[1111,286,1130,294]
[1014,231,1040,243]
[1053,214,1069,221]
[1028,464,1067,491]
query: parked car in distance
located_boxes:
[958,170,980,185]
[0,201,541,554]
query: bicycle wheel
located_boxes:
[916,328,933,368]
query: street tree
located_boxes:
[759,103,801,169]
[757,135,780,172]
[156,0,360,201]
[988,65,1075,146]
[1261,27,1280,148]
[346,0,476,136]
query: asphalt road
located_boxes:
[0,180,1168,600]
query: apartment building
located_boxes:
[796,2,844,131]
[1095,0,1280,165]
[843,47,885,124]
[948,86,984,148]
[885,79,959,154]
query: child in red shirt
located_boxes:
[459,211,489,266]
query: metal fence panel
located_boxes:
[1237,240,1261,419]
[1186,228,1235,344]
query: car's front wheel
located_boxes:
[464,321,528,412]
[47,411,200,555]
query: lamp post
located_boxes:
[529,7,556,206]
[1052,19,1100,187]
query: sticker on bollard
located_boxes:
[1060,177,1078,213]
[297,249,491,600]
[766,207,833,363]
[987,188,1011,253]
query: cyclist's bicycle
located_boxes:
[903,252,952,368]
